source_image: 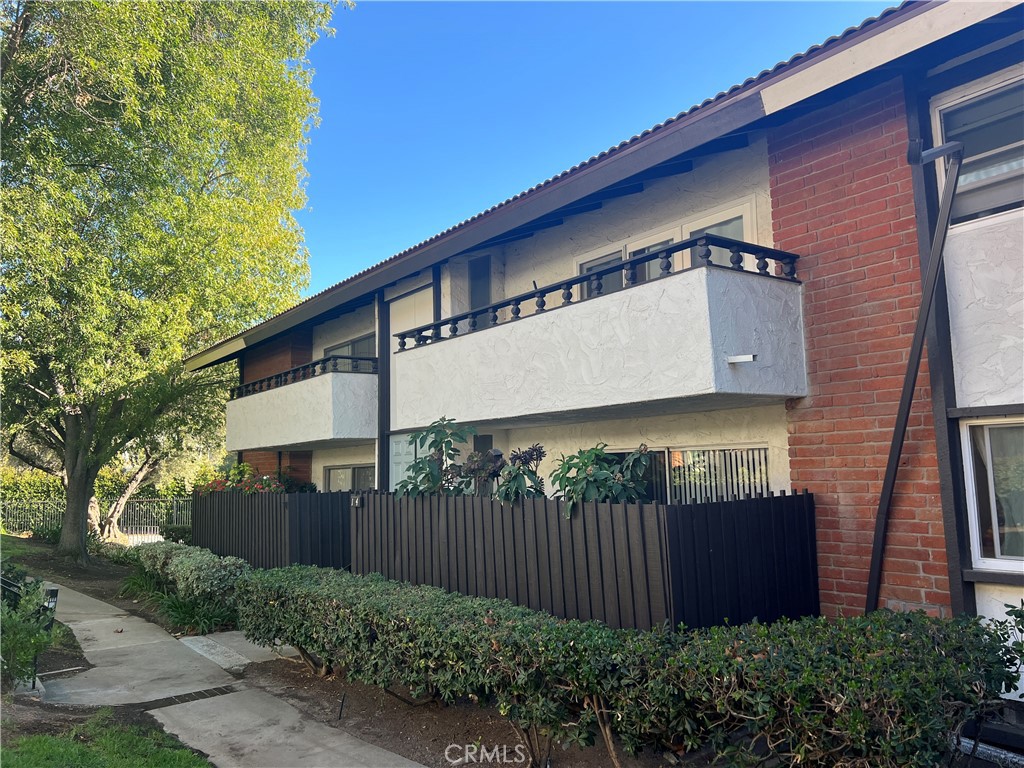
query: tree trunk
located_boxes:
[57,413,96,564]
[103,454,156,542]
[59,468,93,563]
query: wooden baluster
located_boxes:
[319,359,328,375]
[397,334,407,350]
[489,306,499,326]
[468,313,478,332]
[415,333,427,347]
[561,284,573,305]
[331,357,339,372]
[696,238,712,267]
[431,324,442,342]
[449,318,459,337]
[510,300,521,320]
[535,292,546,312]
[659,251,672,277]
[591,273,603,296]
[624,262,637,286]
[782,259,797,281]
[729,245,744,270]
[756,253,769,275]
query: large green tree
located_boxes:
[1,1,336,560]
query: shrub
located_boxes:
[494,444,546,502]
[0,582,53,691]
[234,565,1018,768]
[166,548,250,608]
[154,593,236,634]
[30,521,62,546]
[395,417,476,497]
[549,443,650,517]
[93,541,140,567]
[159,524,192,546]
[135,541,190,581]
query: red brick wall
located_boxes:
[768,79,950,618]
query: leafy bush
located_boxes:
[134,541,190,581]
[395,417,476,497]
[159,524,192,545]
[92,541,140,567]
[550,443,651,517]
[494,444,546,502]
[166,548,250,608]
[0,582,53,691]
[0,466,63,500]
[153,593,236,635]
[195,462,315,495]
[30,521,63,546]
[234,565,1018,768]
[131,543,248,632]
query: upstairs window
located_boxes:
[933,70,1024,225]
[324,334,376,371]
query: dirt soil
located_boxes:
[242,657,686,768]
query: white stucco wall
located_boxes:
[226,373,378,451]
[311,442,377,490]
[975,583,1024,698]
[944,210,1024,409]
[312,304,376,360]
[391,267,805,431]
[497,137,774,300]
[497,405,792,493]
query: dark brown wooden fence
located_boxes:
[193,489,817,630]
[351,491,818,630]
[192,491,351,570]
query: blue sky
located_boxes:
[298,1,891,295]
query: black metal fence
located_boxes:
[1,497,192,538]
[352,491,818,630]
[192,491,351,570]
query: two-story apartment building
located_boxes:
[187,1,1023,622]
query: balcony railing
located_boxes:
[230,355,378,400]
[394,235,799,349]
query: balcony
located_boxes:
[226,356,377,452]
[391,236,806,431]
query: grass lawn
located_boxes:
[0,534,36,560]
[1,708,208,768]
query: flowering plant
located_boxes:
[196,463,314,495]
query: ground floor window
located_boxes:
[962,417,1024,571]
[324,464,375,493]
[607,446,769,505]
[669,447,770,505]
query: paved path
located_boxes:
[43,584,424,768]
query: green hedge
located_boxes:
[234,564,1018,767]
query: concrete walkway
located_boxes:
[42,584,424,768]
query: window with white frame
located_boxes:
[578,230,677,298]
[961,417,1024,571]
[681,199,756,270]
[932,68,1024,225]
